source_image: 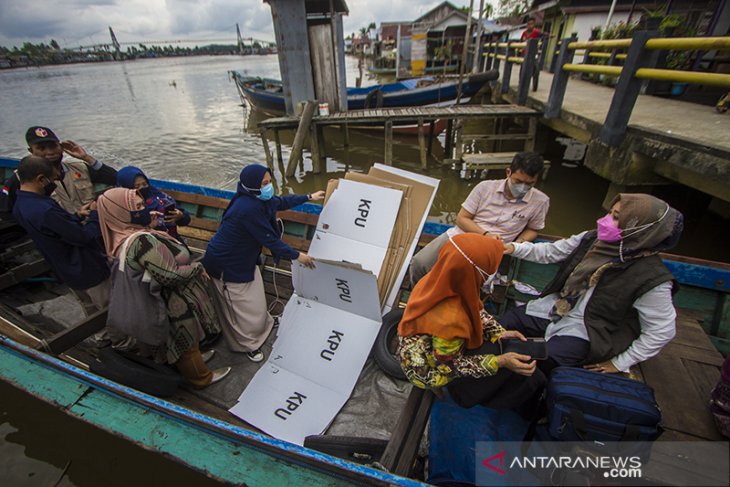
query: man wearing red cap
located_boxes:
[1,126,117,218]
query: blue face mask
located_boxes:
[130,207,152,226]
[257,183,274,201]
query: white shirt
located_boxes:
[511,232,676,372]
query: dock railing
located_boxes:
[544,32,730,146]
[483,35,547,104]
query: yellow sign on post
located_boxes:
[411,31,427,77]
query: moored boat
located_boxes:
[229,70,498,116]
[1,156,728,485]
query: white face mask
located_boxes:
[448,235,494,285]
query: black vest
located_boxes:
[540,232,676,364]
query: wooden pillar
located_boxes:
[525,117,537,152]
[273,129,284,166]
[600,31,657,146]
[501,41,512,94]
[545,34,578,119]
[417,118,427,169]
[454,119,464,161]
[533,35,548,91]
[260,128,274,172]
[427,121,435,156]
[310,123,323,174]
[445,119,454,159]
[517,38,538,105]
[286,100,317,177]
[384,120,393,166]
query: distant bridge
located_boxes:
[67,26,275,52]
[70,38,275,50]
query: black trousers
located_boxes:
[447,341,546,418]
[499,305,591,375]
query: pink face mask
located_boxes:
[596,213,622,242]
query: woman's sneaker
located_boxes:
[246,349,265,363]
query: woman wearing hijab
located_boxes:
[503,193,684,374]
[202,164,324,363]
[117,166,191,242]
[97,187,230,389]
[398,233,545,410]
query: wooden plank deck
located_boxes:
[637,312,725,441]
[258,104,540,130]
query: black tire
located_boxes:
[364,88,384,109]
[468,70,500,84]
[90,348,181,397]
[373,308,407,380]
[303,435,388,463]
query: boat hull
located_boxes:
[231,71,497,116]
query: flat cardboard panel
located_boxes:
[368,164,439,311]
[270,296,381,391]
[230,364,346,445]
[232,259,382,445]
[291,260,381,321]
[308,232,388,277]
[314,179,403,248]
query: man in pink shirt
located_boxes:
[409,152,549,285]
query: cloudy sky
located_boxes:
[0,0,497,49]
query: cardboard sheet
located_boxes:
[314,179,403,249]
[368,164,439,311]
[230,260,381,445]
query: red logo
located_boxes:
[35,128,47,137]
[482,451,506,475]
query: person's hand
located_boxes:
[297,252,316,268]
[499,330,527,342]
[496,352,536,376]
[76,202,92,219]
[503,243,515,255]
[309,190,325,201]
[486,233,503,241]
[61,140,95,165]
[89,200,97,211]
[584,361,620,374]
[164,208,183,224]
[149,210,164,227]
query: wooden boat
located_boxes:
[1,156,728,485]
[367,64,459,76]
[229,70,497,116]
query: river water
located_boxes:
[0,55,727,486]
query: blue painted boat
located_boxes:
[1,156,728,484]
[229,70,497,116]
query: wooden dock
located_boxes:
[256,104,541,175]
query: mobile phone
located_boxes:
[500,337,548,360]
[163,204,176,215]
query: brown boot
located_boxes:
[175,345,213,389]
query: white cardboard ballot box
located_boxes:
[230,166,438,445]
[230,260,382,445]
[308,179,403,277]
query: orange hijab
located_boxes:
[399,233,503,350]
[97,187,175,258]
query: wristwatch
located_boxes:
[307,193,312,201]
